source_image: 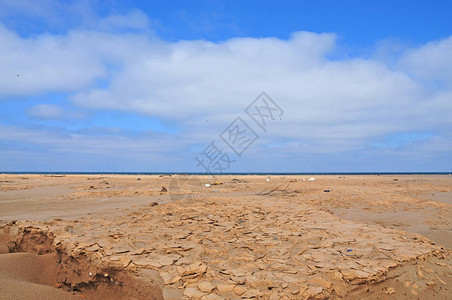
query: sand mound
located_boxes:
[0,226,163,300]
[0,252,79,299]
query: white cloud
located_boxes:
[0,123,192,171]
[0,23,106,96]
[26,104,84,120]
[0,14,451,168]
[26,104,64,119]
[65,30,450,148]
[399,36,452,83]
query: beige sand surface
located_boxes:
[0,174,451,299]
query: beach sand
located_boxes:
[0,174,451,299]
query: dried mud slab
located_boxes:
[4,194,451,299]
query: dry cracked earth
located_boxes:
[0,174,451,299]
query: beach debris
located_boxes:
[257,179,295,195]
[416,268,425,278]
[308,178,315,181]
[160,186,168,192]
[434,274,447,285]
[266,178,270,182]
[324,189,330,192]
[159,174,172,178]
[205,184,211,187]
[90,185,95,189]
[150,202,158,207]
[137,177,141,180]
[382,287,395,295]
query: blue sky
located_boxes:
[0,0,451,172]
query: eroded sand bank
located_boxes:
[0,174,451,299]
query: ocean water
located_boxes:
[1,172,450,175]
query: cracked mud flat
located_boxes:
[0,174,451,299]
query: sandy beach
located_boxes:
[0,174,451,299]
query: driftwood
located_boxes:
[257,179,296,195]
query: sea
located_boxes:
[1,172,451,175]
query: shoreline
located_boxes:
[2,172,452,175]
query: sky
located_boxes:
[0,0,451,172]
